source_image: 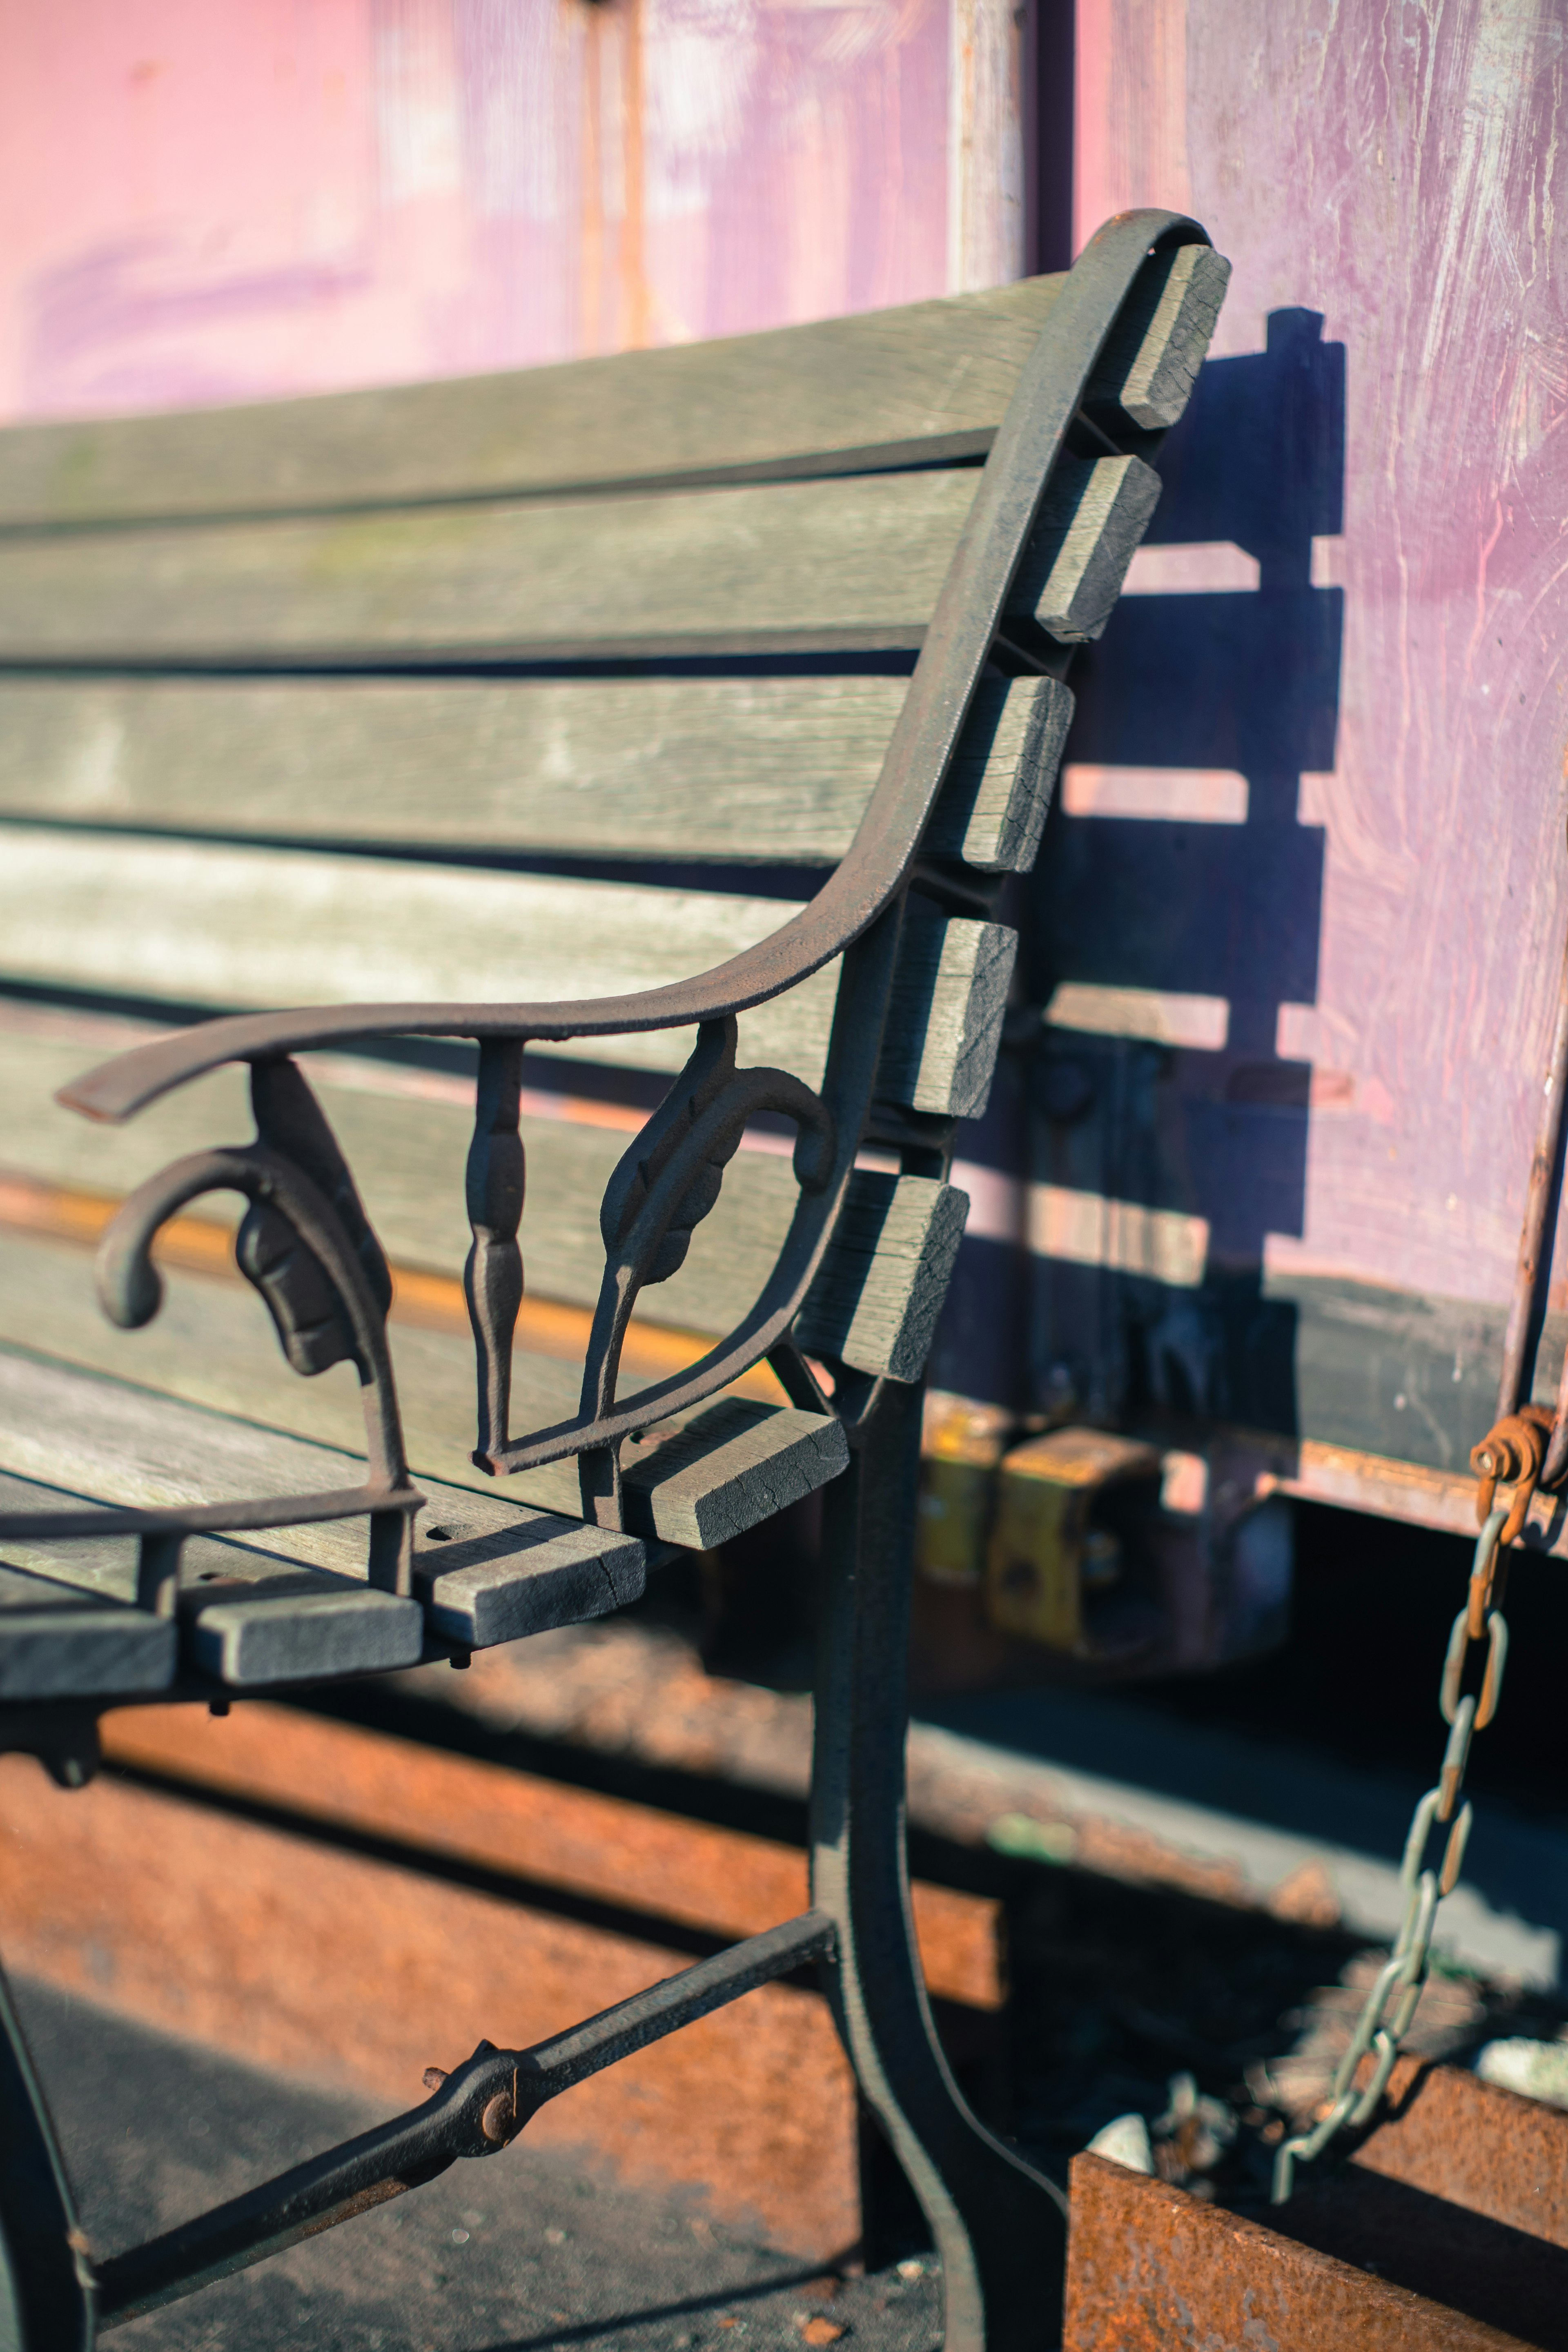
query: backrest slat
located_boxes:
[0,280,1067,528]
[0,673,1068,874]
[0,472,978,665]
[0,826,838,1080]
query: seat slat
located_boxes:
[0,673,1065,873]
[0,1225,591,1514]
[0,1347,646,1666]
[0,471,978,665]
[619,1397,849,1549]
[0,1552,174,1701]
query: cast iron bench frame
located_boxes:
[0,208,1220,2352]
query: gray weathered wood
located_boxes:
[0,470,978,666]
[1087,244,1232,431]
[619,1396,850,1549]
[415,1508,644,1649]
[878,906,1019,1118]
[0,1339,643,1648]
[180,1575,423,1686]
[0,446,1164,667]
[0,1461,421,1686]
[0,278,1067,528]
[0,1552,174,1700]
[0,673,1059,872]
[0,827,841,1083]
[0,1225,586,1515]
[924,677,1074,873]
[795,1175,970,1381]
[1017,454,1163,644]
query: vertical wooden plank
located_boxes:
[949,0,1028,292]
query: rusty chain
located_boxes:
[1271,1497,1512,2202]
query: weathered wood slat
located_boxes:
[0,246,1223,531]
[0,1343,648,1657]
[0,278,1067,527]
[619,1397,849,1549]
[0,450,1160,668]
[180,1575,423,1686]
[0,1463,423,1687]
[0,1551,174,1701]
[795,1175,970,1381]
[0,471,978,664]
[0,825,841,1082]
[0,674,1061,873]
[878,906,1019,1118]
[925,676,1074,873]
[1018,454,1163,644]
[1086,244,1233,432]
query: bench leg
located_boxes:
[810,1377,1066,2352]
[0,1954,95,2348]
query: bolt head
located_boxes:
[480,2093,514,2143]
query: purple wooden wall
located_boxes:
[1038,0,1568,1502]
[0,0,999,423]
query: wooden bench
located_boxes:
[0,209,1227,2350]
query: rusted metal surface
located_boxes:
[1471,1407,1554,1550]
[93,1909,841,2328]
[1493,917,1568,1436]
[1064,2149,1546,2352]
[0,1754,863,2262]
[96,1699,1004,2012]
[1354,2056,1568,2252]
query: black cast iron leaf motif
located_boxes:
[599,1019,743,1287]
[236,1198,356,1376]
[230,1058,392,1379]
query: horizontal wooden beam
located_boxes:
[97,1700,1004,2011]
[0,824,840,1081]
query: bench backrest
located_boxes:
[0,231,1228,1523]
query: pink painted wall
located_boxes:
[0,0,952,423]
[1072,0,1568,1332]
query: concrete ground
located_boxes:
[13,1979,945,2352]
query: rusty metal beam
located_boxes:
[1064,2148,1561,2352]
[1352,2056,1568,2250]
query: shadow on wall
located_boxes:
[1025,308,1346,1434]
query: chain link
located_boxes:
[1271,1504,1511,2203]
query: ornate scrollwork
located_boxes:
[457,1017,839,1526]
[86,1058,422,1595]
